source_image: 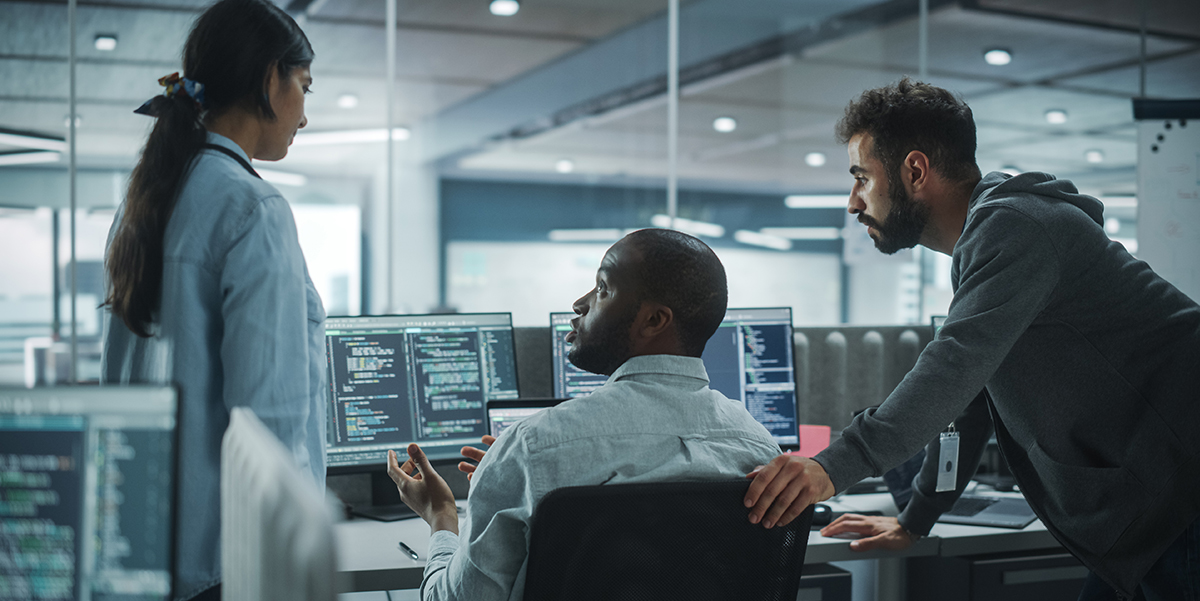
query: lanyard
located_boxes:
[204,143,261,179]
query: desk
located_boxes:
[335,494,1063,594]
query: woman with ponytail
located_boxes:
[101,0,324,598]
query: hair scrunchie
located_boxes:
[134,72,206,116]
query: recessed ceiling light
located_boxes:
[337,94,358,109]
[555,159,575,173]
[1000,165,1021,176]
[983,48,1011,66]
[63,114,82,128]
[94,34,117,51]
[1044,109,1068,125]
[490,0,519,16]
[1104,217,1121,235]
[804,152,826,167]
[712,116,737,133]
[1084,149,1105,163]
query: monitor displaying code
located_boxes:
[0,388,177,601]
[550,307,799,446]
[324,313,520,470]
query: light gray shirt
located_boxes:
[420,354,782,601]
[101,132,327,601]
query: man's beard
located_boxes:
[860,173,930,254]
[567,302,640,377]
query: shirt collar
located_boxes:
[609,354,709,384]
[205,131,252,164]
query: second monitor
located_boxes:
[324,313,520,473]
[551,307,799,447]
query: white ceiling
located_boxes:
[1,0,1197,197]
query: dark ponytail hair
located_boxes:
[105,0,313,337]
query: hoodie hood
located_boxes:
[972,171,1105,226]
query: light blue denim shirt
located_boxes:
[420,354,781,601]
[101,132,327,601]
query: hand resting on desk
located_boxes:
[820,514,916,552]
[387,444,459,535]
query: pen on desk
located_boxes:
[398,541,420,561]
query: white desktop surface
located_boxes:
[335,494,1058,593]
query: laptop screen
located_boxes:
[487,399,566,439]
[0,386,178,601]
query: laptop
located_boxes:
[937,493,1038,529]
[487,398,567,439]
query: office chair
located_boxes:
[522,479,815,601]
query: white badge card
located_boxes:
[936,431,960,493]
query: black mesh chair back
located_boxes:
[522,479,814,601]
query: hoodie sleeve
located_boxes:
[815,205,1061,493]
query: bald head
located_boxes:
[620,229,728,356]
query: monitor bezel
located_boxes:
[323,312,519,476]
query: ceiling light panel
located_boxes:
[94,34,118,51]
[490,0,519,16]
[712,116,737,133]
[983,48,1011,66]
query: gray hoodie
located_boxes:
[815,171,1200,597]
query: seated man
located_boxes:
[386,228,781,601]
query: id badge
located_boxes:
[936,430,960,493]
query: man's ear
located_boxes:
[902,150,932,194]
[635,302,674,342]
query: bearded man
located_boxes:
[742,78,1200,601]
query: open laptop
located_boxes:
[487,398,567,439]
[0,386,179,600]
[937,493,1039,529]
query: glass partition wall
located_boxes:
[1,0,1195,383]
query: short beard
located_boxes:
[864,169,930,254]
[567,302,640,376]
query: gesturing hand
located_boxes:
[820,514,917,552]
[458,434,496,481]
[743,454,836,529]
[387,444,459,535]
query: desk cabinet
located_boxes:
[799,563,852,601]
[907,550,1087,601]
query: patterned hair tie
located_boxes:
[134,72,207,116]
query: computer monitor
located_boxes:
[550,307,800,448]
[323,313,520,474]
[0,386,178,601]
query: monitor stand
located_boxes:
[349,472,419,522]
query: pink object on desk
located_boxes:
[788,425,832,458]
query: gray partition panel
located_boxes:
[514,326,553,399]
[793,325,932,433]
